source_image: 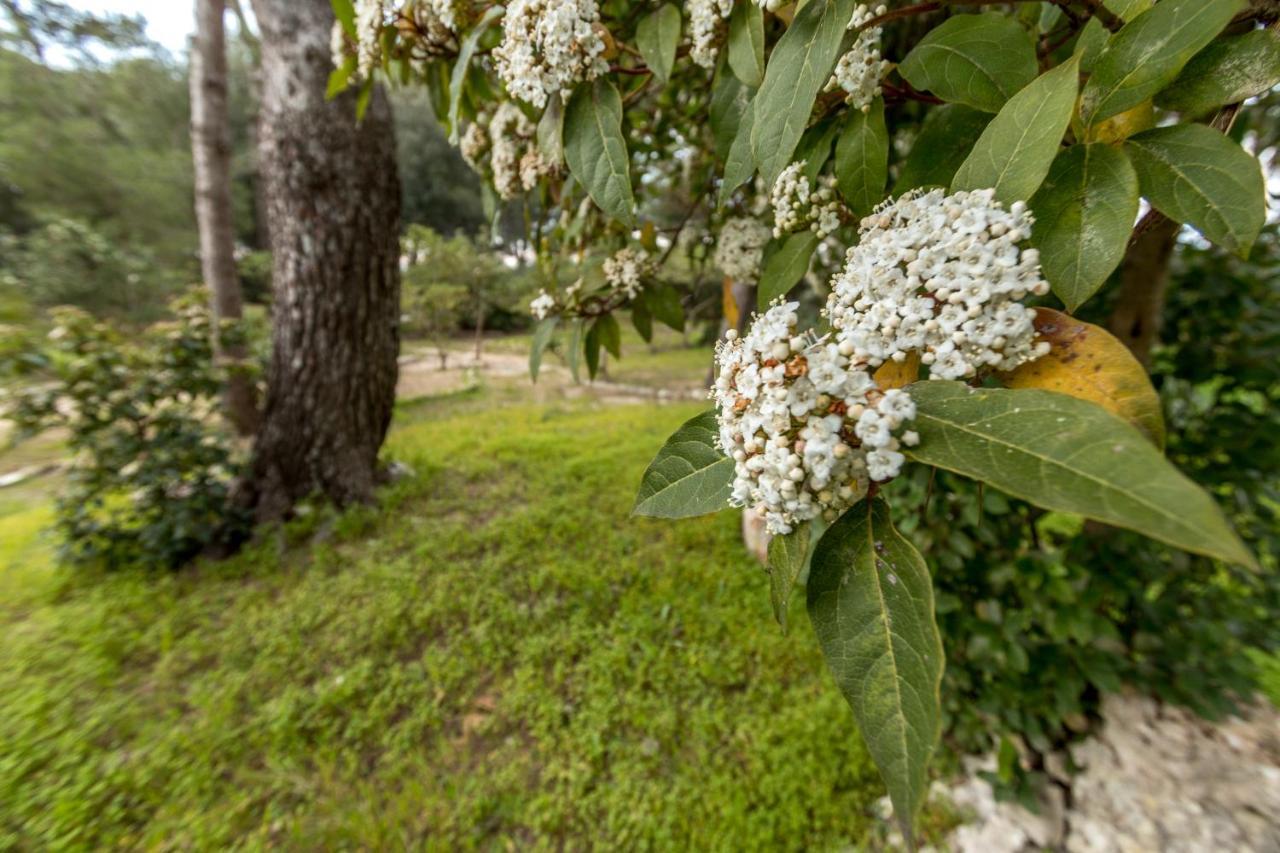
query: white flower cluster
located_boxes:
[488,102,554,199]
[333,1,461,79]
[770,162,845,239]
[407,0,462,56]
[714,217,771,286]
[688,0,734,68]
[826,4,890,112]
[826,188,1051,380]
[494,0,609,108]
[713,301,918,534]
[354,0,385,78]
[459,121,490,173]
[530,290,557,320]
[602,248,657,300]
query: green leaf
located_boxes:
[1103,0,1153,22]
[529,316,559,382]
[648,284,685,332]
[1073,18,1110,73]
[633,411,734,518]
[637,4,681,87]
[893,104,990,196]
[835,98,888,218]
[1079,0,1244,127]
[905,382,1258,569]
[898,13,1038,113]
[750,0,855,185]
[807,497,944,839]
[594,313,622,359]
[632,295,653,343]
[758,231,819,308]
[1029,143,1140,311]
[448,5,504,144]
[1156,29,1280,119]
[952,56,1080,204]
[326,55,358,100]
[564,79,637,227]
[566,318,583,382]
[354,79,373,122]
[584,321,602,379]
[1124,124,1265,256]
[537,93,565,167]
[728,1,766,88]
[767,521,810,633]
[720,99,757,204]
[794,117,840,184]
[710,67,752,163]
[331,0,356,38]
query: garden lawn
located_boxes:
[0,395,897,849]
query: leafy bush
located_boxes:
[0,217,184,321]
[1,294,251,568]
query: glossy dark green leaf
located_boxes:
[1029,144,1140,311]
[952,56,1080,204]
[905,382,1257,569]
[633,411,734,518]
[835,98,888,218]
[565,79,636,226]
[808,497,944,841]
[529,316,559,382]
[584,321,602,379]
[1080,0,1244,126]
[728,0,766,88]
[893,104,990,196]
[898,13,1038,113]
[1156,29,1280,119]
[637,4,681,86]
[1124,124,1265,256]
[648,284,685,332]
[757,231,819,308]
[750,0,855,185]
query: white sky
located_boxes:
[74,0,196,54]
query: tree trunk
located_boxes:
[244,0,402,523]
[1108,216,1179,367]
[191,0,259,435]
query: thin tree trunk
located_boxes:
[244,0,402,523]
[473,299,485,361]
[191,0,259,435]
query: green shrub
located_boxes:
[1,294,250,568]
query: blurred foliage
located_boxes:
[393,88,486,237]
[1,293,252,568]
[400,225,539,338]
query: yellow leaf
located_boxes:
[640,221,657,251]
[1083,99,1155,144]
[874,351,921,390]
[722,276,740,330]
[1000,308,1166,448]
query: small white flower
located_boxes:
[494,0,609,108]
[530,289,557,319]
[712,300,916,534]
[825,188,1050,379]
[602,247,658,300]
[688,0,735,68]
[715,217,772,286]
[771,162,846,239]
[826,5,890,111]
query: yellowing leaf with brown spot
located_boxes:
[1082,99,1155,144]
[874,351,920,389]
[1000,308,1165,448]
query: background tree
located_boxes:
[243,0,401,522]
[191,0,258,435]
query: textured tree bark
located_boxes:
[245,0,402,523]
[191,0,259,435]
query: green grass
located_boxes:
[0,396,895,849]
